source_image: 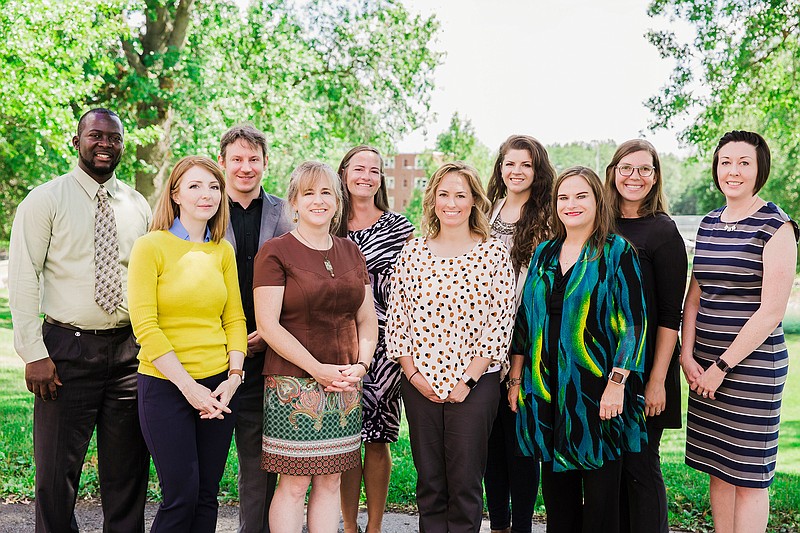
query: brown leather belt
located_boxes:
[44,316,132,336]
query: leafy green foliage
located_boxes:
[0,0,442,234]
[647,0,800,217]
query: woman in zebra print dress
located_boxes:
[335,146,415,533]
[681,131,798,533]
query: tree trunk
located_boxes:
[134,106,173,205]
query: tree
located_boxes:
[418,112,493,182]
[0,0,442,237]
[546,140,618,176]
[0,1,127,238]
[647,0,800,215]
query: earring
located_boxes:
[292,211,298,223]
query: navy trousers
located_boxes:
[138,371,239,533]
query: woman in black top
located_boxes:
[604,140,688,533]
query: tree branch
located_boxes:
[167,0,194,51]
[121,38,147,75]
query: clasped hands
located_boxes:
[680,353,724,400]
[313,363,367,393]
[181,375,241,420]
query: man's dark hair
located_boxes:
[219,124,269,160]
[77,108,122,137]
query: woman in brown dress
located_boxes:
[254,161,378,533]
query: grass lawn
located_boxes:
[1,286,799,531]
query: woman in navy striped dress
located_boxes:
[681,131,799,533]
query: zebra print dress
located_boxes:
[348,211,415,442]
[686,202,798,488]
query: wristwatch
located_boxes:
[506,377,522,389]
[461,374,478,389]
[228,368,245,383]
[608,370,627,386]
[715,357,733,374]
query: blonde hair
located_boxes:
[285,161,344,235]
[422,161,491,240]
[150,156,229,243]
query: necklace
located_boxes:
[721,196,761,232]
[295,229,335,278]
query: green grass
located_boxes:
[0,286,798,531]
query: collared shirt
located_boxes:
[229,196,263,332]
[9,166,152,363]
[168,217,211,242]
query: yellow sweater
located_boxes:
[128,231,247,380]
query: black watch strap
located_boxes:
[715,357,733,374]
[462,374,478,389]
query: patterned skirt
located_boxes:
[262,375,362,475]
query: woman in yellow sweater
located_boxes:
[128,156,248,532]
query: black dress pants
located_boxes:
[620,424,669,533]
[402,372,500,533]
[484,380,539,533]
[34,322,149,533]
[540,459,622,533]
[234,354,278,533]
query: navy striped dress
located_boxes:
[686,202,798,488]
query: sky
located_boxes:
[396,0,696,156]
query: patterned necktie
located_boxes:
[94,185,123,314]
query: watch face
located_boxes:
[610,371,625,384]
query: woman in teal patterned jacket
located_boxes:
[507,166,647,533]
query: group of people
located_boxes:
[8,107,796,533]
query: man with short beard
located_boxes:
[218,124,292,533]
[9,108,151,532]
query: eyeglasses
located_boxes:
[616,164,655,178]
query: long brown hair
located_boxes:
[422,162,491,241]
[604,139,667,218]
[551,166,615,260]
[151,156,229,243]
[486,135,555,270]
[335,145,390,237]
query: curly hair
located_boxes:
[486,135,555,271]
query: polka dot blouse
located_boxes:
[386,237,516,399]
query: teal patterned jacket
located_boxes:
[512,234,648,472]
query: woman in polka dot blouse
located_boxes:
[387,161,516,533]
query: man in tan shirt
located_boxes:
[9,108,151,532]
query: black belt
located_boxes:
[44,316,132,336]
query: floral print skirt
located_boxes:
[262,375,362,475]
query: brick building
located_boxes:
[384,153,430,211]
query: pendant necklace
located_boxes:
[722,196,761,232]
[295,229,335,277]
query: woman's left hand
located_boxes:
[599,382,625,421]
[206,376,242,419]
[325,364,366,392]
[644,378,667,418]
[690,365,725,400]
[445,381,471,404]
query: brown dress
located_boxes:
[253,232,369,475]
